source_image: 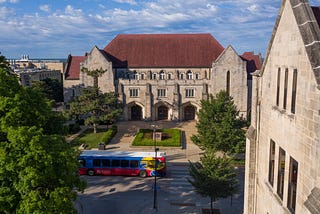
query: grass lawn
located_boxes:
[70,128,108,149]
[132,128,181,147]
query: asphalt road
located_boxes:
[75,165,244,214]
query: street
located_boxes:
[75,163,244,214]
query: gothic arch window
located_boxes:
[226,71,230,95]
[291,69,298,114]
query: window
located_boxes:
[277,147,286,199]
[291,69,297,114]
[121,160,129,167]
[153,73,157,80]
[226,71,230,95]
[187,70,193,80]
[93,159,101,167]
[195,73,199,80]
[287,157,298,213]
[160,71,165,80]
[130,160,139,168]
[111,159,120,167]
[130,89,139,97]
[276,68,281,106]
[102,159,110,167]
[180,73,183,79]
[268,140,276,186]
[168,73,172,80]
[141,73,145,80]
[185,89,194,98]
[133,71,138,80]
[157,89,166,97]
[78,159,86,167]
[283,68,288,109]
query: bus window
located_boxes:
[93,159,101,167]
[112,159,120,167]
[130,160,138,168]
[121,160,129,167]
[79,159,86,167]
[102,159,110,167]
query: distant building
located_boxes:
[8,54,65,73]
[16,69,61,86]
[64,33,261,121]
[244,0,320,213]
[8,55,63,86]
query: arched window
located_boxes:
[187,70,193,80]
[226,71,230,95]
[133,71,138,80]
[160,71,165,80]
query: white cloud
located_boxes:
[65,5,83,16]
[39,5,50,12]
[114,0,137,5]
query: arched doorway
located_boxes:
[131,105,142,120]
[157,106,168,120]
[184,105,196,120]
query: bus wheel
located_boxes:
[139,170,147,178]
[87,169,94,176]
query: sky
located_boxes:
[1,0,320,59]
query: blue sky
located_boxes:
[1,0,320,59]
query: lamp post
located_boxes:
[151,124,158,210]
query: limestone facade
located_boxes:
[244,0,320,213]
[64,34,261,121]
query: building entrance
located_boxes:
[157,106,168,120]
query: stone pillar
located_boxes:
[202,83,209,100]
[145,83,153,120]
[173,83,180,120]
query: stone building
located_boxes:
[244,0,320,213]
[64,33,261,121]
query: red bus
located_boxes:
[78,150,166,177]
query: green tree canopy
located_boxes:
[0,62,86,213]
[188,151,238,212]
[191,91,246,154]
[31,78,63,103]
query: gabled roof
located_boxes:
[103,33,224,68]
[261,0,320,88]
[65,55,86,80]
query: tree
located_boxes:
[68,87,122,133]
[0,63,86,213]
[191,91,246,154]
[188,151,238,213]
[31,78,63,103]
[68,67,122,133]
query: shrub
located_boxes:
[100,125,117,144]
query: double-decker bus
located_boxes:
[78,150,166,178]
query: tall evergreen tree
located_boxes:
[68,67,122,133]
[191,91,246,154]
[0,57,86,213]
[188,151,238,213]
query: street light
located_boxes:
[151,124,159,210]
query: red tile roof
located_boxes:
[65,55,86,80]
[104,34,224,68]
[241,51,262,79]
